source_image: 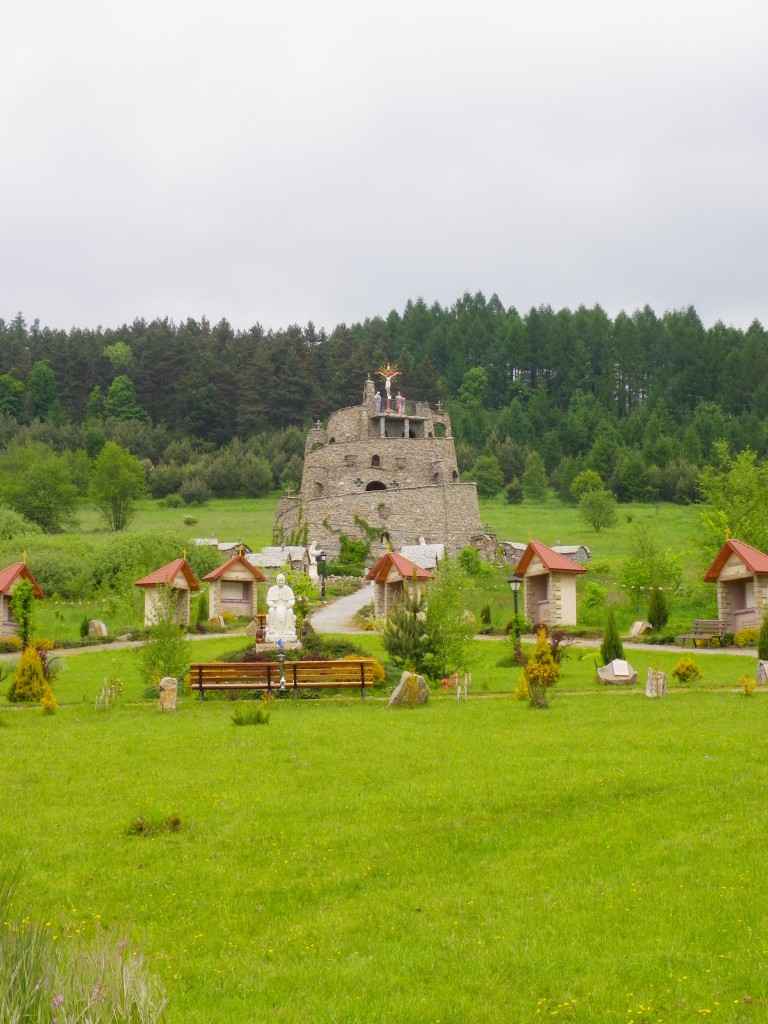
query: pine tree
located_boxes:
[600,607,624,664]
[379,587,430,674]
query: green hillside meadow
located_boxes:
[2,496,767,1022]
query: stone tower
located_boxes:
[273,375,484,560]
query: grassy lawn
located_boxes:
[74,495,281,551]
[2,673,767,1024]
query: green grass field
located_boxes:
[2,665,767,1024]
[21,493,715,643]
[74,495,280,552]
[6,495,760,1021]
[3,629,768,1023]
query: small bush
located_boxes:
[758,612,768,660]
[79,614,90,638]
[480,604,493,634]
[40,683,57,715]
[158,493,184,508]
[734,628,759,648]
[741,674,756,697]
[0,636,23,654]
[457,546,492,577]
[515,628,559,708]
[127,811,183,836]
[581,582,606,610]
[343,652,386,685]
[671,656,702,684]
[7,646,46,702]
[182,513,198,525]
[232,704,270,726]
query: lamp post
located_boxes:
[508,575,522,641]
[318,551,327,599]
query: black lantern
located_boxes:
[508,575,522,640]
[318,551,327,599]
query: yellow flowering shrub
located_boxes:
[518,628,560,708]
[40,684,58,715]
[7,646,47,702]
[671,656,702,684]
[734,628,759,648]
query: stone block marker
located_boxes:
[88,619,108,637]
[757,660,768,684]
[645,668,667,698]
[389,670,430,706]
[597,659,638,685]
[158,677,178,711]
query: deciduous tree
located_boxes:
[89,441,147,531]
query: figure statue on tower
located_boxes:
[376,360,402,412]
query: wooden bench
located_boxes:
[678,619,728,648]
[189,659,376,699]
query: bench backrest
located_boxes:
[691,619,727,633]
[190,659,376,685]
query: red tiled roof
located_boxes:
[515,542,587,576]
[0,562,45,598]
[704,539,768,581]
[202,554,266,582]
[135,558,200,591]
[366,551,434,584]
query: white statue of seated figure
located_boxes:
[265,573,297,642]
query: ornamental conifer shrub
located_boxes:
[515,628,560,708]
[7,646,46,702]
[600,607,624,665]
[758,611,768,661]
[647,586,669,632]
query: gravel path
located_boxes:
[309,584,375,633]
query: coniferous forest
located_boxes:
[0,294,766,518]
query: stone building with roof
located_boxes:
[365,551,434,619]
[0,562,44,637]
[513,541,587,627]
[202,554,266,620]
[135,557,200,626]
[274,375,484,561]
[703,538,768,632]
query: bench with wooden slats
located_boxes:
[189,659,376,699]
[677,619,728,648]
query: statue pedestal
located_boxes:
[265,625,297,645]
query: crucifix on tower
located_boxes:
[375,361,402,411]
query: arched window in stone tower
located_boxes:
[371,455,381,468]
[365,481,387,491]
[452,470,459,483]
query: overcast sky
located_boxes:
[2,0,766,335]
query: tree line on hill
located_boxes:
[0,295,767,530]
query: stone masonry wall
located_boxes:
[274,483,481,559]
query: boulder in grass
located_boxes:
[88,619,108,637]
[757,660,768,684]
[645,668,667,698]
[389,671,430,706]
[158,676,178,711]
[597,659,638,686]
